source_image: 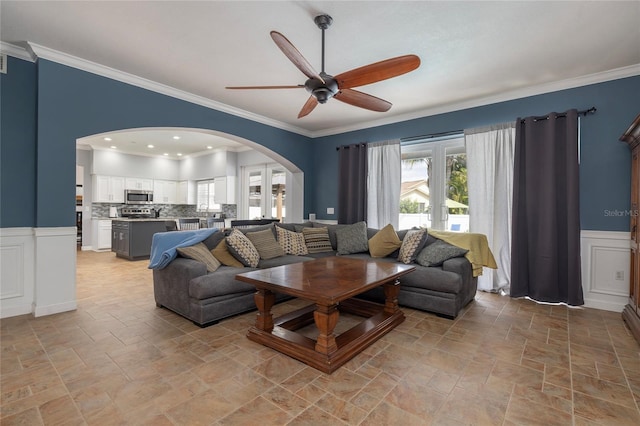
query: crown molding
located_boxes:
[310,64,640,138]
[27,42,314,138]
[0,41,36,62]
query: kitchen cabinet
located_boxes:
[111,220,167,260]
[125,177,153,191]
[93,175,125,203]
[177,180,196,205]
[214,176,236,205]
[154,180,177,204]
[93,219,113,250]
[621,112,640,345]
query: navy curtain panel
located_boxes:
[510,109,584,305]
[337,143,368,224]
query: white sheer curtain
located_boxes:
[465,123,515,292]
[367,140,401,229]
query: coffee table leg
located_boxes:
[254,289,275,332]
[383,279,401,314]
[314,304,339,355]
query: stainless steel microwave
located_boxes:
[125,189,154,205]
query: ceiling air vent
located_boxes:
[0,54,6,74]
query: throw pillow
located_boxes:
[415,240,468,267]
[177,242,221,272]
[211,239,243,268]
[276,226,309,256]
[397,228,428,264]
[368,224,402,258]
[335,221,369,255]
[246,228,285,260]
[302,227,333,253]
[225,229,260,268]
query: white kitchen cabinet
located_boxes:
[154,179,177,204]
[92,219,112,250]
[177,180,196,205]
[125,177,153,191]
[92,175,125,203]
[214,176,236,205]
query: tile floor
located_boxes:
[1,250,639,425]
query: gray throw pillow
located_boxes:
[246,228,285,260]
[415,239,468,267]
[335,221,369,255]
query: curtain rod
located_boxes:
[335,143,367,151]
[522,106,597,122]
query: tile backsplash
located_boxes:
[92,204,237,219]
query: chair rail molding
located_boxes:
[581,230,631,312]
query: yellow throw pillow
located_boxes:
[211,238,243,268]
[368,224,402,258]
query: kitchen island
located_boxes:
[111,219,172,260]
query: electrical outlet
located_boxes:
[327,207,334,215]
[615,271,624,281]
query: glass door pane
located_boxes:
[445,150,468,232]
[400,156,432,230]
[248,170,263,219]
[270,168,286,221]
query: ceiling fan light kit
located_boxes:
[226,14,420,118]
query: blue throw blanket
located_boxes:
[148,228,219,270]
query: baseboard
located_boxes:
[33,300,77,317]
[583,297,627,312]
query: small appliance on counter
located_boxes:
[109,206,119,218]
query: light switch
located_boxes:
[327,207,334,215]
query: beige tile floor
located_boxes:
[1,250,639,425]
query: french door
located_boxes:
[241,164,287,221]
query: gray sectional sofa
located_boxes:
[153,223,478,327]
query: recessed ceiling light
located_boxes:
[104,137,112,141]
[147,144,154,149]
[177,153,183,157]
[207,146,213,149]
[173,136,181,140]
[163,153,169,156]
[110,146,117,149]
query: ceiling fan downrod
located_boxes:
[314,14,332,73]
[308,14,337,103]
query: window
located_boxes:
[196,179,220,212]
[400,136,468,231]
[241,164,287,221]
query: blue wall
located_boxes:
[0,56,37,227]
[12,59,313,228]
[1,53,638,232]
[312,76,640,231]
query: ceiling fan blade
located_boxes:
[270,31,324,83]
[226,85,304,89]
[298,96,318,118]
[335,54,420,89]
[334,89,392,112]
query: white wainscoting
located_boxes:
[581,230,631,312]
[0,227,77,318]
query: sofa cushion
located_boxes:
[416,239,468,267]
[302,227,333,253]
[400,266,464,294]
[398,228,428,264]
[276,227,308,255]
[336,221,369,255]
[176,242,221,272]
[246,228,285,260]
[258,255,315,268]
[368,224,402,258]
[211,239,244,267]
[226,229,260,268]
[189,266,258,299]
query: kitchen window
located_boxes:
[196,180,220,212]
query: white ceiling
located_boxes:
[2,1,639,141]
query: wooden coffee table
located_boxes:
[236,257,415,373]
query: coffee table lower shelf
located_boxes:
[247,298,405,374]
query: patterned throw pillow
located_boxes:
[176,242,221,272]
[302,227,333,253]
[335,221,369,255]
[415,240,468,267]
[276,226,308,256]
[211,239,243,267]
[368,224,402,258]
[225,229,260,267]
[397,228,428,264]
[246,229,284,260]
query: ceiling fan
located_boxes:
[226,14,421,118]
